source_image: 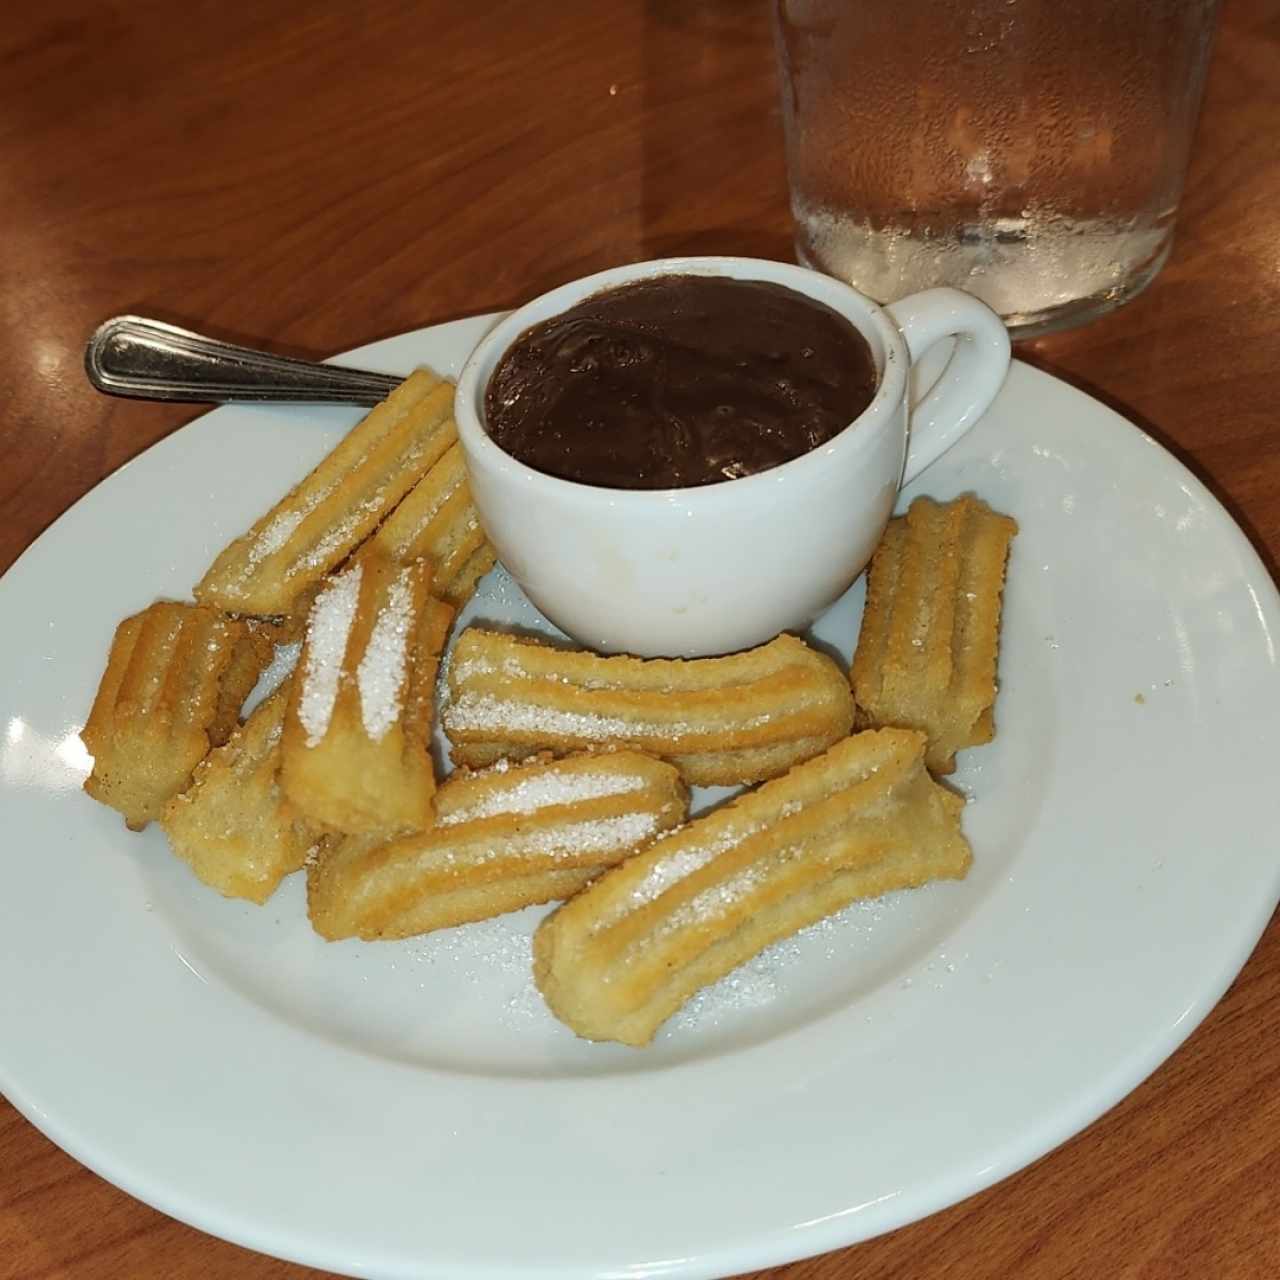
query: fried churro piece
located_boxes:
[308,751,687,940]
[534,729,970,1046]
[194,370,456,616]
[372,442,498,606]
[280,550,453,837]
[851,495,1017,774]
[161,682,321,903]
[442,630,854,787]
[82,602,273,829]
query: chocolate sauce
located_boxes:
[483,274,877,489]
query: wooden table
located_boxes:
[2,2,1277,1277]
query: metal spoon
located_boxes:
[84,315,404,406]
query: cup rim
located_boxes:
[453,255,910,505]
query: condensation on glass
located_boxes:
[773,0,1220,336]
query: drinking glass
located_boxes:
[773,0,1220,336]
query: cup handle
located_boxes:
[886,288,1011,485]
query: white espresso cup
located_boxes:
[454,256,1010,658]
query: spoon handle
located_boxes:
[84,315,404,406]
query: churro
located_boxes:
[82,601,273,829]
[371,441,497,606]
[442,629,854,787]
[194,370,455,616]
[280,550,453,836]
[161,682,320,903]
[308,751,687,940]
[851,495,1017,774]
[533,728,970,1046]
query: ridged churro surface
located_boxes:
[281,551,453,836]
[442,629,854,787]
[372,441,497,606]
[851,495,1017,774]
[308,751,687,940]
[194,370,455,616]
[161,682,320,903]
[533,729,970,1045]
[82,601,271,829]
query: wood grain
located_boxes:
[1,1,1277,1278]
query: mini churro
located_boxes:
[195,370,456,616]
[372,441,497,606]
[533,728,970,1046]
[280,550,453,836]
[442,629,854,787]
[82,601,273,829]
[851,495,1017,774]
[161,682,320,904]
[308,751,687,940]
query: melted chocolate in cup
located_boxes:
[483,274,878,490]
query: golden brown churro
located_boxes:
[308,751,687,940]
[161,682,321,904]
[533,728,971,1046]
[280,550,453,837]
[82,602,272,829]
[851,495,1017,774]
[372,442,498,607]
[194,370,456,616]
[442,629,854,787]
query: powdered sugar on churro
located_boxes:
[447,656,522,683]
[449,658,494,683]
[445,695,780,741]
[298,563,362,748]
[403,462,462,535]
[438,769,649,825]
[280,437,433,580]
[538,812,656,855]
[237,476,340,580]
[444,694,639,738]
[620,828,746,916]
[287,497,378,577]
[246,507,305,566]
[658,860,772,934]
[453,812,658,860]
[356,567,414,742]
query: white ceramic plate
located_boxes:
[2,316,1278,1280]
